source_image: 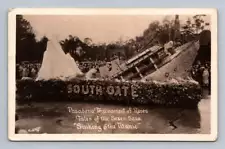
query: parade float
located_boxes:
[16,36,203,109]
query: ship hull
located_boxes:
[143,41,200,81]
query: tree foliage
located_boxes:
[16,15,47,63]
[181,15,210,42]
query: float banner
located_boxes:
[16,79,202,108]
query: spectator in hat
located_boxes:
[202,67,209,87]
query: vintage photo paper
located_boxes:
[8,8,218,141]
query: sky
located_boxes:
[24,15,210,44]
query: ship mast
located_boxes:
[174,15,180,41]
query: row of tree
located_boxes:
[16,14,210,63]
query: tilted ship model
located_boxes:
[99,40,200,82]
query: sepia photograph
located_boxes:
[8,8,217,141]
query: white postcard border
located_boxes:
[8,8,218,141]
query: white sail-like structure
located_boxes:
[36,39,84,81]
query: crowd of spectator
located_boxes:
[16,63,41,80]
[191,60,211,93]
[16,60,108,80]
